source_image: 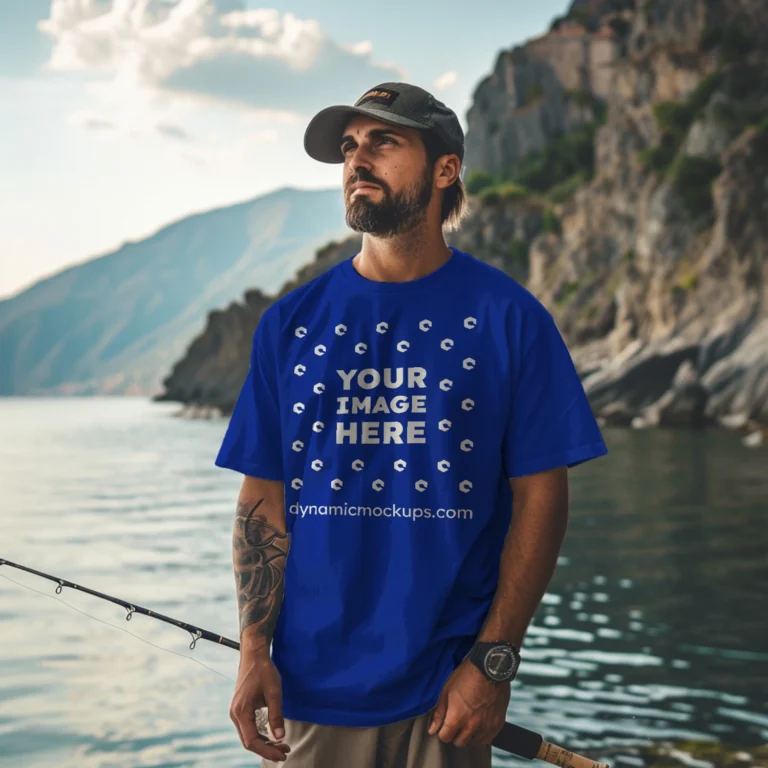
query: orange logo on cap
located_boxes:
[356,88,399,107]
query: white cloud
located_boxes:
[63,73,200,139]
[434,69,458,90]
[177,126,279,167]
[343,40,373,56]
[241,108,301,126]
[69,112,117,132]
[38,0,404,128]
[156,122,191,139]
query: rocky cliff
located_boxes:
[157,236,364,412]
[160,0,767,442]
[521,0,768,432]
[463,8,620,174]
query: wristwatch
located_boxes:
[467,641,521,684]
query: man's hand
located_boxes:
[229,654,291,762]
[427,657,510,747]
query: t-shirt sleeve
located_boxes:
[214,308,283,481]
[502,305,608,479]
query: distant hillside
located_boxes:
[0,187,349,396]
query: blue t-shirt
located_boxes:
[215,245,608,727]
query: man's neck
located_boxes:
[354,234,452,284]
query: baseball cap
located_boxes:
[304,82,465,166]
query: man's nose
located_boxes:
[347,139,376,168]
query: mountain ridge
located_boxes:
[0,185,350,396]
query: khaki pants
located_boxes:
[261,709,493,768]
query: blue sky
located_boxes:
[0,0,568,299]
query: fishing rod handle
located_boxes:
[536,740,609,768]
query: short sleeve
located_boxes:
[502,306,608,479]
[214,308,283,480]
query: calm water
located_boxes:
[1,397,766,768]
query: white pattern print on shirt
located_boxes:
[288,315,478,496]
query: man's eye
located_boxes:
[341,137,394,153]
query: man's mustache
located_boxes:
[350,176,384,190]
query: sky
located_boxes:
[0,0,569,300]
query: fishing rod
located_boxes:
[0,557,608,768]
[0,556,236,650]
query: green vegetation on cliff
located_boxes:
[670,155,722,218]
[635,55,768,220]
[640,71,723,174]
[466,90,607,206]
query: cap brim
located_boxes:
[304,105,429,164]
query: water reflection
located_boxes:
[514,425,768,762]
[0,398,765,767]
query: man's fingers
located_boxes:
[467,727,490,746]
[452,721,478,748]
[231,706,289,762]
[229,712,246,753]
[471,718,504,746]
[240,721,289,761]
[264,686,285,740]
[436,714,463,744]
[427,695,447,735]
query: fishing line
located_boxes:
[0,558,610,766]
[0,571,237,683]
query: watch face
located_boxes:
[484,646,519,682]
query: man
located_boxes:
[216,81,608,767]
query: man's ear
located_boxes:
[436,155,461,188]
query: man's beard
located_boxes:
[345,163,433,237]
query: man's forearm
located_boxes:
[477,471,569,648]
[233,489,290,656]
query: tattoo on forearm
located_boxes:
[233,496,290,639]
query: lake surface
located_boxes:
[1,397,766,767]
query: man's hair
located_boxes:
[420,130,470,232]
